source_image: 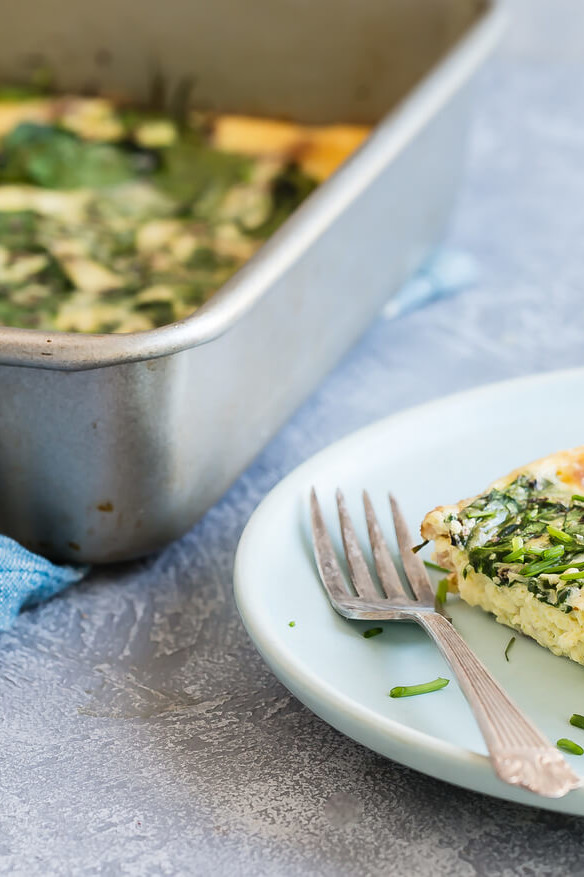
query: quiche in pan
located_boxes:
[0,90,369,333]
[421,446,584,665]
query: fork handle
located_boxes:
[415,612,580,797]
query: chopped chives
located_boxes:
[543,544,565,561]
[502,550,524,563]
[570,714,584,730]
[534,560,584,575]
[389,677,449,698]
[363,627,383,639]
[521,557,562,576]
[559,570,583,582]
[501,536,525,563]
[465,509,495,519]
[504,636,516,662]
[471,544,513,556]
[435,578,448,604]
[547,525,574,545]
[572,495,584,504]
[412,540,429,554]
[557,738,584,756]
[288,621,296,628]
[502,536,524,563]
[424,560,450,574]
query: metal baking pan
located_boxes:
[0,0,504,562]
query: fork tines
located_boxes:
[310,487,442,614]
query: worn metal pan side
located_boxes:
[0,2,505,561]
[0,1,505,371]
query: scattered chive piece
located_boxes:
[547,525,574,545]
[570,714,584,730]
[389,677,449,698]
[557,738,584,756]
[424,560,450,573]
[363,627,383,639]
[435,578,448,604]
[465,508,495,519]
[288,621,296,627]
[504,636,516,662]
[543,544,565,561]
[412,539,429,554]
[560,571,583,582]
[572,495,584,504]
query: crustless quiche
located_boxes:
[421,446,584,665]
[0,89,369,333]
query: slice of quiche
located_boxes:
[421,447,584,665]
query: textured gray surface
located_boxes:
[5,7,584,877]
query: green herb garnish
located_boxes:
[557,738,584,756]
[454,476,584,614]
[412,540,429,554]
[389,677,449,698]
[569,714,584,730]
[547,525,574,545]
[288,621,296,628]
[363,627,383,639]
[504,636,516,662]
[531,560,584,575]
[424,560,450,574]
[435,578,448,604]
[520,557,560,577]
[502,536,524,563]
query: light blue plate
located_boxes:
[234,368,584,813]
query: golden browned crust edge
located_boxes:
[420,444,584,542]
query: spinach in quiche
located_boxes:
[0,93,343,333]
[453,475,584,613]
[421,447,584,665]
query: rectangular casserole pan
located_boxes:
[0,0,504,562]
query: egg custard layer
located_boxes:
[421,446,584,665]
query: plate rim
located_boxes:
[234,366,584,812]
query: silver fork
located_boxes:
[310,487,582,799]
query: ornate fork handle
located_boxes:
[311,488,581,798]
[415,611,581,797]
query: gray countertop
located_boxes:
[4,4,584,875]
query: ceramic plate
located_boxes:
[234,368,584,813]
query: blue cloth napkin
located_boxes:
[0,534,88,632]
[0,248,476,632]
